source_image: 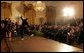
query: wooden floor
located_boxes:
[2,35,83,52]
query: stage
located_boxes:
[7,36,83,52]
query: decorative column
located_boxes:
[33,1,46,25]
[11,1,21,23]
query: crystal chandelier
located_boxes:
[34,1,45,11]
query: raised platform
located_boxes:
[7,36,83,52]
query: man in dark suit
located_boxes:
[2,18,9,38]
[20,16,30,40]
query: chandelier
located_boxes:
[34,1,45,11]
